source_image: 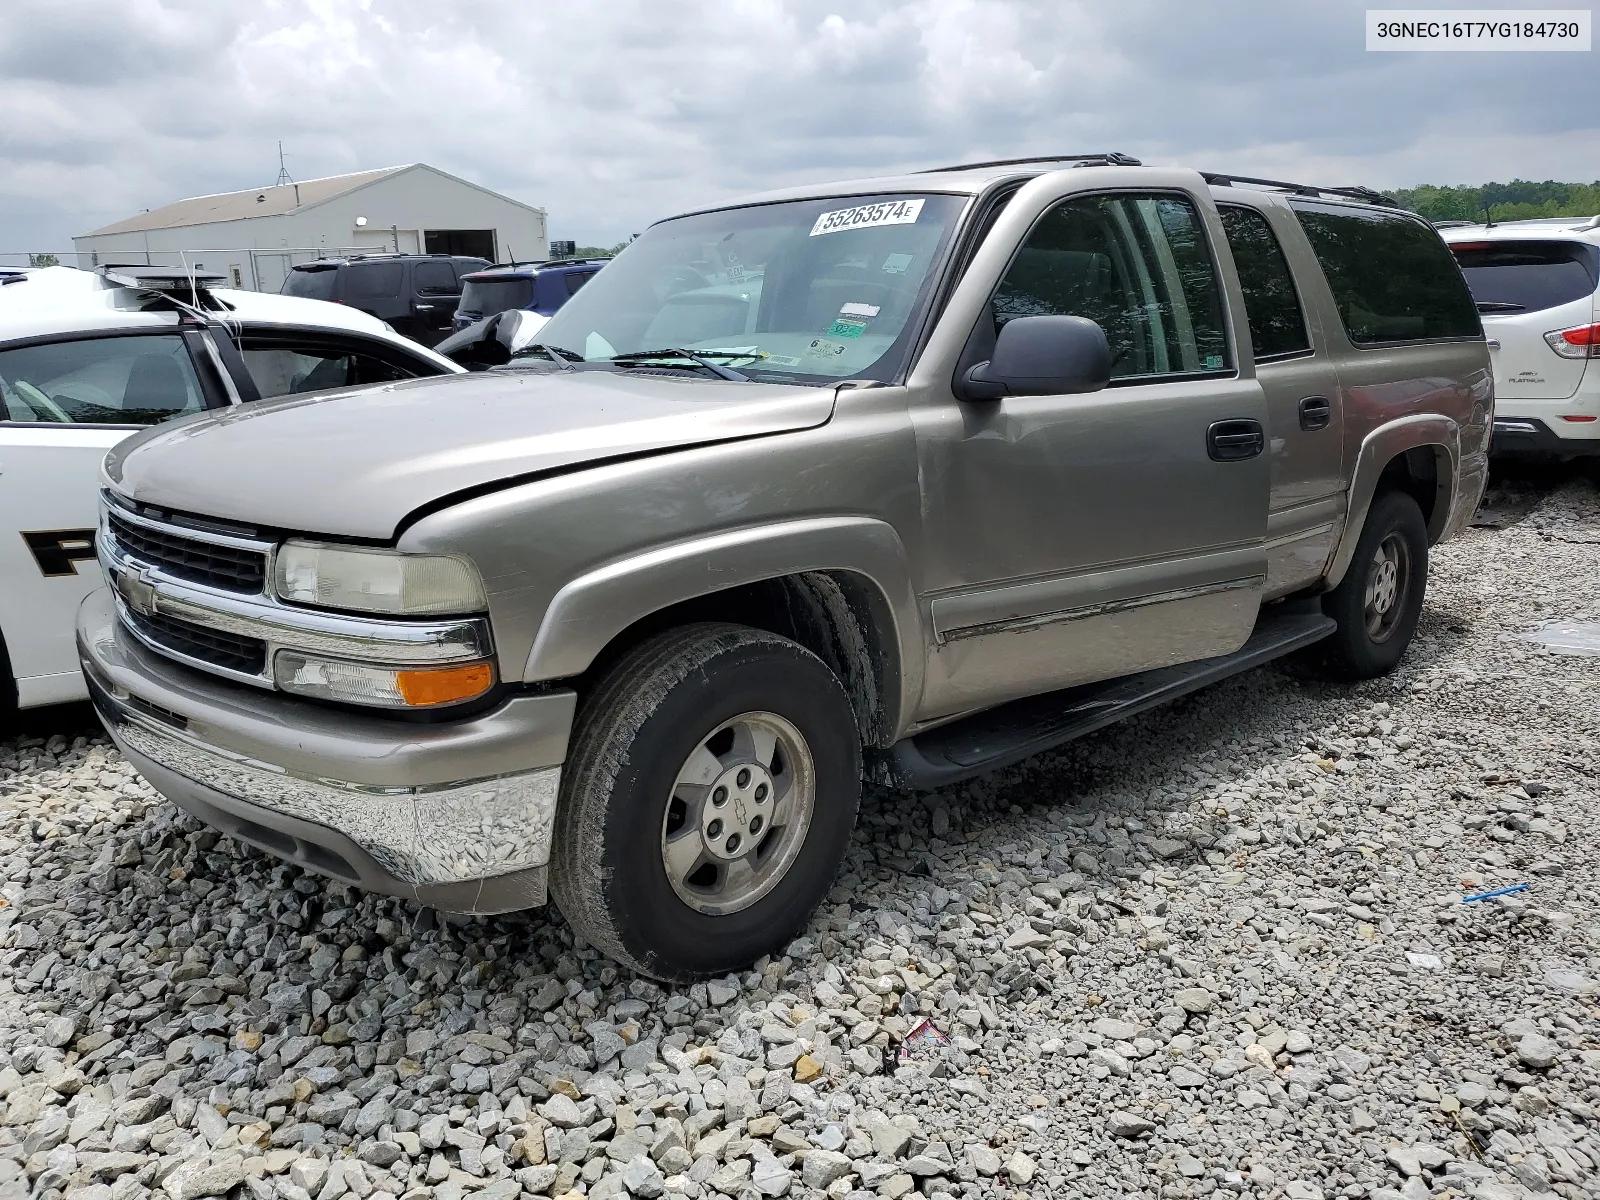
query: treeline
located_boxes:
[1393,179,1600,223]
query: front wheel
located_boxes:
[550,623,861,980]
[1316,489,1429,680]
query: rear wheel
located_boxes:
[1316,489,1428,679]
[550,623,861,980]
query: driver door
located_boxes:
[911,185,1271,719]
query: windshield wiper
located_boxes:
[608,348,749,381]
[1475,300,1526,312]
[508,343,584,369]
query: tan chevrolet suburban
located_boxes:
[78,154,1492,979]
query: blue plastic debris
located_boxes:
[1462,883,1529,903]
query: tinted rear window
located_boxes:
[1294,204,1481,344]
[345,262,404,300]
[458,276,534,316]
[282,267,337,301]
[1450,240,1600,315]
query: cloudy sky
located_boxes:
[2,0,1596,254]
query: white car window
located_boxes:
[239,342,414,399]
[0,333,206,426]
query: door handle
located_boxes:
[413,303,436,311]
[1207,419,1265,462]
[1298,396,1332,431]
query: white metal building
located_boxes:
[72,164,548,292]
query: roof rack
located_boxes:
[1202,173,1402,208]
[1433,219,1475,228]
[537,257,611,268]
[919,152,1142,173]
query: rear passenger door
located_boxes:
[341,261,410,334]
[1216,201,1346,597]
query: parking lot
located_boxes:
[2,463,1597,1200]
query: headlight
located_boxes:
[274,652,495,708]
[274,542,487,616]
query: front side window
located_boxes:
[237,342,413,399]
[1294,204,1481,344]
[1218,205,1312,360]
[0,333,206,425]
[992,192,1231,380]
[535,193,967,383]
[413,262,457,293]
[1449,239,1600,315]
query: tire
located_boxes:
[1316,489,1429,680]
[550,622,861,981]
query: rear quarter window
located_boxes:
[282,267,337,301]
[1449,240,1600,315]
[1293,204,1481,345]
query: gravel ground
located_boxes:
[2,471,1599,1200]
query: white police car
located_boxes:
[0,265,463,718]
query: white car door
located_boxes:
[0,330,212,707]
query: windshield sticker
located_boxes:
[806,338,849,360]
[840,302,880,318]
[765,354,802,367]
[827,317,868,339]
[882,252,914,274]
[809,198,925,237]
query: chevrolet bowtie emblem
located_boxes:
[115,566,158,619]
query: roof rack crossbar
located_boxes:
[919,151,1142,174]
[1202,173,1401,207]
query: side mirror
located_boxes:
[959,314,1110,400]
[493,308,549,355]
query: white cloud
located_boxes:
[0,0,1595,255]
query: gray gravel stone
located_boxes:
[4,475,1599,1200]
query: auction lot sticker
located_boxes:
[1367,9,1590,49]
[810,199,925,236]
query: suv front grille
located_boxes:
[108,510,267,593]
[126,610,267,677]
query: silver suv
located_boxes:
[78,155,1491,979]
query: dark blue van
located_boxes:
[452,259,609,331]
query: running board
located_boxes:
[876,606,1336,791]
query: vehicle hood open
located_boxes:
[106,370,839,540]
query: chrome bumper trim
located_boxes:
[104,695,560,890]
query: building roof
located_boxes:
[79,165,415,237]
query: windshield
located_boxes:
[1450,240,1600,314]
[534,193,967,383]
[459,276,534,317]
[282,267,338,301]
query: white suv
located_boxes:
[1,266,463,718]
[1442,216,1600,457]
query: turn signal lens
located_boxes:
[396,663,495,707]
[274,652,495,708]
[1545,323,1600,359]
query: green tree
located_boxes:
[27,252,59,267]
[1391,180,1600,224]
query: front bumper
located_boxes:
[77,588,575,913]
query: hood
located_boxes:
[107,369,837,540]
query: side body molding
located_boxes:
[521,516,923,737]
[1325,414,1459,589]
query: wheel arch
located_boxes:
[521,517,922,748]
[1326,416,1459,589]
